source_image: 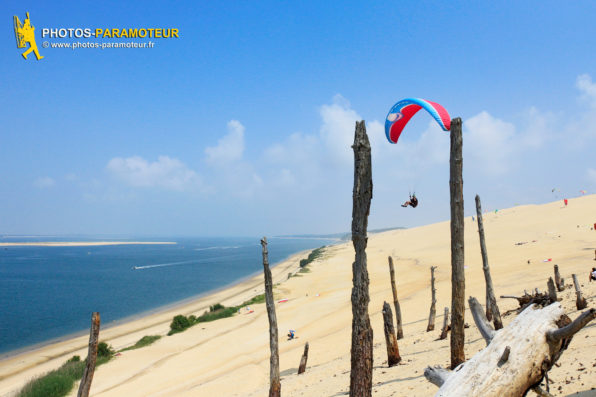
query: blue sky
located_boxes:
[2,1,596,236]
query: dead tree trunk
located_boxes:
[427,266,437,331]
[349,120,374,397]
[475,194,503,330]
[424,301,596,396]
[439,307,450,340]
[547,277,557,302]
[382,302,401,366]
[298,342,309,374]
[449,117,465,369]
[261,237,280,397]
[553,265,564,291]
[572,274,587,310]
[388,256,403,339]
[77,312,100,397]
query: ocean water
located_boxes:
[0,236,337,355]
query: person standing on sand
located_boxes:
[590,267,596,282]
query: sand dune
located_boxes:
[1,196,595,396]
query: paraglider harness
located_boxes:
[401,193,418,208]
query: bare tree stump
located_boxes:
[382,302,401,366]
[553,265,564,291]
[425,302,596,396]
[427,266,437,331]
[349,120,373,397]
[388,256,403,339]
[261,237,280,397]
[573,274,587,310]
[77,312,100,397]
[475,194,503,330]
[439,307,450,340]
[298,342,309,374]
[547,277,557,302]
[449,117,465,369]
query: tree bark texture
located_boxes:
[382,301,401,366]
[547,277,558,302]
[449,117,466,369]
[261,237,281,397]
[388,256,403,339]
[298,342,309,374]
[572,274,587,310]
[77,312,100,397]
[440,307,450,340]
[475,194,503,330]
[427,266,437,331]
[349,120,373,397]
[553,265,564,292]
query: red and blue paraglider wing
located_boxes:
[385,98,451,143]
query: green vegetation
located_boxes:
[299,246,326,268]
[120,335,162,352]
[17,344,115,397]
[168,293,266,335]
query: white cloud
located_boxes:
[319,95,362,165]
[576,74,596,107]
[205,120,245,165]
[106,155,201,191]
[464,111,517,175]
[33,177,55,188]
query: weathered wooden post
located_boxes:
[77,312,100,397]
[547,277,558,302]
[427,266,437,331]
[449,117,465,369]
[261,237,280,397]
[349,120,373,397]
[388,256,403,339]
[298,342,309,374]
[382,302,401,366]
[553,265,564,291]
[475,194,503,330]
[439,307,450,340]
[572,274,587,310]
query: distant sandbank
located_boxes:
[0,241,177,247]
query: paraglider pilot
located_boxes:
[401,194,418,208]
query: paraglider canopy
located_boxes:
[385,98,451,144]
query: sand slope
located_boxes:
[1,196,595,396]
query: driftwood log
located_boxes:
[261,237,281,397]
[439,307,450,340]
[349,120,373,397]
[427,266,437,332]
[388,256,403,339]
[382,302,401,366]
[547,277,557,302]
[77,312,100,397]
[424,299,596,397]
[553,265,564,291]
[449,117,466,368]
[500,290,556,315]
[475,194,503,329]
[298,342,309,374]
[572,274,587,310]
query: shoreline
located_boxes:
[0,242,332,366]
[0,241,177,247]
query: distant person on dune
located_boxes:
[401,194,418,208]
[590,267,596,282]
[287,330,295,340]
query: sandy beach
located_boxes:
[1,196,595,396]
[0,242,176,247]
